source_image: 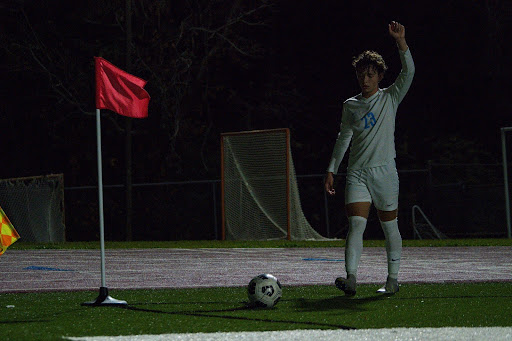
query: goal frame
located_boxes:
[220,128,291,240]
[0,173,66,242]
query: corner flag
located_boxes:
[85,56,150,306]
[0,207,19,256]
[94,57,150,118]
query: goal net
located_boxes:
[0,174,65,242]
[221,128,327,240]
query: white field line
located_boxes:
[65,327,512,341]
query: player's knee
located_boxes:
[345,202,371,218]
[377,209,398,222]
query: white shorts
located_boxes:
[345,160,399,211]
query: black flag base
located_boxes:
[81,287,127,306]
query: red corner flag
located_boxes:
[94,57,150,118]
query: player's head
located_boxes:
[352,50,387,97]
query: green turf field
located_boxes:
[2,239,512,340]
[1,283,511,340]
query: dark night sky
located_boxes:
[271,1,510,172]
[1,0,511,184]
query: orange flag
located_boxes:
[94,56,150,118]
[0,206,20,256]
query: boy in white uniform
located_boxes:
[325,21,414,296]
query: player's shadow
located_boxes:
[293,294,387,313]
[122,302,354,330]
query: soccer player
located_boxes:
[324,21,415,296]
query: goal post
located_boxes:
[221,128,327,241]
[501,127,512,239]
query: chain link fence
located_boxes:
[63,163,509,241]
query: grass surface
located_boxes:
[8,238,512,250]
[1,283,511,340]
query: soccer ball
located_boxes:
[247,274,282,308]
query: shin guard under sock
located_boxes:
[345,215,367,276]
[380,218,402,279]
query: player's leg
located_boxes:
[336,202,371,296]
[370,161,401,294]
[335,170,372,296]
[377,209,401,294]
[345,202,371,278]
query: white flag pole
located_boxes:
[96,108,107,288]
[82,109,127,306]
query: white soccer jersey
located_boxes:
[327,48,415,173]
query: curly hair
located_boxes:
[352,50,388,75]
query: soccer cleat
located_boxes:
[335,274,357,297]
[377,276,399,295]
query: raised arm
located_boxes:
[386,21,414,104]
[389,21,408,52]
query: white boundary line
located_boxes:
[66,327,512,341]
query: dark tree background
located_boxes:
[1,0,511,239]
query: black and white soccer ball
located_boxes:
[247,274,282,308]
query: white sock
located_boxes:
[380,218,402,279]
[345,215,367,277]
